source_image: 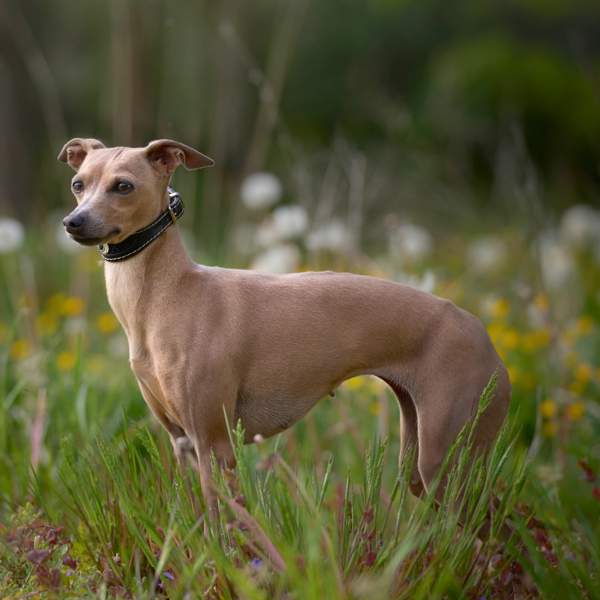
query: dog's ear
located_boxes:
[57,138,105,171]
[144,139,214,176]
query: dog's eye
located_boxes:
[72,180,84,193]
[115,181,134,195]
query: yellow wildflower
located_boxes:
[501,329,519,350]
[542,421,558,437]
[566,401,585,422]
[61,296,84,317]
[575,316,594,336]
[369,401,381,416]
[36,312,59,336]
[56,351,77,371]
[487,323,504,347]
[507,365,520,386]
[575,363,592,384]
[532,294,549,313]
[489,298,510,320]
[9,339,31,361]
[96,312,118,334]
[46,293,67,314]
[344,376,367,392]
[540,399,556,419]
[521,328,551,352]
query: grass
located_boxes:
[1,236,600,598]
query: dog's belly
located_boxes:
[235,389,325,440]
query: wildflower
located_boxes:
[251,244,300,274]
[36,312,59,336]
[9,339,31,361]
[521,328,551,352]
[46,293,67,315]
[575,316,594,336]
[389,223,433,262]
[575,363,592,384]
[240,173,282,210]
[501,329,519,350]
[507,365,520,386]
[96,312,118,334]
[538,232,574,290]
[369,401,381,416]
[64,317,86,336]
[560,204,600,250]
[401,270,436,294]
[542,421,558,437]
[344,376,368,392]
[540,399,557,419]
[466,236,507,272]
[0,217,25,253]
[487,297,510,320]
[256,206,308,248]
[271,205,308,240]
[56,351,76,371]
[61,296,84,317]
[566,401,585,422]
[307,220,352,252]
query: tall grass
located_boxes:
[0,378,591,598]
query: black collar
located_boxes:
[98,187,184,262]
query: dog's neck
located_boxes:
[104,218,194,344]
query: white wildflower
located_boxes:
[241,172,282,210]
[560,204,600,250]
[64,317,87,336]
[466,236,507,273]
[251,244,300,274]
[256,205,309,247]
[402,269,436,293]
[388,223,432,262]
[272,205,308,239]
[538,232,574,290]
[306,220,352,252]
[0,217,25,254]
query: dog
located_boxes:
[58,137,510,515]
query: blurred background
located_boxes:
[1,0,600,506]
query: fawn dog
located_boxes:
[59,137,510,515]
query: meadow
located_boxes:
[1,196,599,599]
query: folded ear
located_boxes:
[144,139,214,176]
[57,138,106,171]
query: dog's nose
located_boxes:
[63,213,85,230]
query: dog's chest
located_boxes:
[129,358,185,429]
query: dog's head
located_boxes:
[58,138,213,245]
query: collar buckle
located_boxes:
[167,202,178,224]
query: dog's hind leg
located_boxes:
[380,377,424,497]
[415,369,509,499]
